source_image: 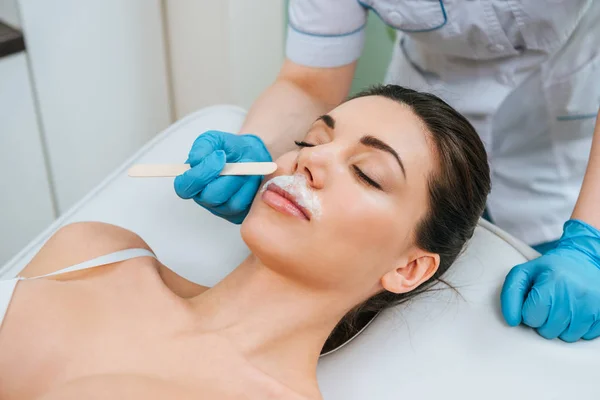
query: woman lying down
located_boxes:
[0,85,490,400]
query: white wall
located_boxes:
[0,53,55,265]
[227,0,286,109]
[164,0,285,118]
[164,0,230,118]
[18,0,172,212]
[0,0,20,27]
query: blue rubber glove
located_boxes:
[174,130,272,224]
[501,219,600,342]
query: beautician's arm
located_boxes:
[239,59,356,159]
[571,109,600,227]
[501,109,600,342]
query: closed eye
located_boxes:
[352,166,382,190]
[294,140,315,148]
[296,140,382,190]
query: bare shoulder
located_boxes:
[20,221,153,278]
[19,221,208,297]
[35,374,198,400]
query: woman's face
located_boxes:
[241,95,440,301]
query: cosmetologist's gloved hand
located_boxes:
[174,130,272,224]
[501,219,600,342]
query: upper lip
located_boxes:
[266,183,312,220]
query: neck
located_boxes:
[188,254,350,391]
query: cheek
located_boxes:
[319,190,410,265]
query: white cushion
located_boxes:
[2,106,598,399]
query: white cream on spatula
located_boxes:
[127,162,278,177]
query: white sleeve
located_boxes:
[286,0,368,68]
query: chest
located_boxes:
[0,268,303,400]
[0,268,202,398]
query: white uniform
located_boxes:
[286,0,600,246]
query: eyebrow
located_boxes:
[316,114,335,129]
[316,114,407,178]
[360,135,407,178]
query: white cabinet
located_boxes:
[0,53,55,265]
[1,1,172,265]
[165,0,285,118]
[18,0,172,212]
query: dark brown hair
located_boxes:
[321,85,491,354]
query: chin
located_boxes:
[241,203,319,281]
[242,205,292,260]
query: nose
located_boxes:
[294,145,330,190]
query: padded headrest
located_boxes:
[3,106,598,399]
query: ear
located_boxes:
[381,252,440,294]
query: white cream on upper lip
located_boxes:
[260,174,322,219]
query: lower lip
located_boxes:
[261,189,309,221]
